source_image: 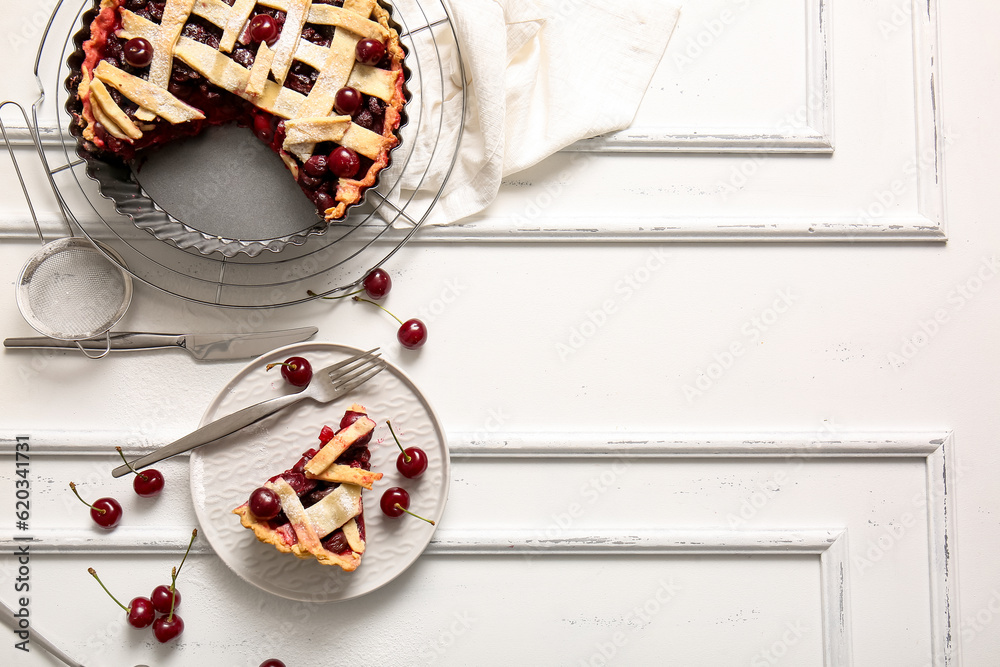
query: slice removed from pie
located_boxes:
[233,403,382,571]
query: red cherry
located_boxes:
[70,483,122,528]
[338,410,373,446]
[351,297,428,350]
[388,420,428,477]
[363,268,392,299]
[253,113,275,143]
[266,356,313,387]
[249,14,279,46]
[282,356,312,386]
[355,38,386,65]
[127,597,155,628]
[260,660,286,667]
[303,154,328,177]
[152,614,184,642]
[151,584,180,614]
[329,146,360,178]
[397,318,428,349]
[249,487,281,520]
[133,468,165,497]
[397,447,429,478]
[88,568,156,628]
[334,87,363,115]
[380,487,435,524]
[115,447,165,497]
[314,192,335,214]
[339,412,363,430]
[124,38,153,67]
[90,498,123,527]
[380,486,409,517]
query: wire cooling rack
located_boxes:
[28,0,464,308]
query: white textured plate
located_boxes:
[189,342,449,601]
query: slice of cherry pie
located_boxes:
[233,404,383,570]
[68,0,406,223]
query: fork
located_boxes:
[111,347,386,477]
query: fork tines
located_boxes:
[327,347,386,394]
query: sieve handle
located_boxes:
[4,333,184,351]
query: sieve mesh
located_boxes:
[19,242,130,340]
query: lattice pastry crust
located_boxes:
[72,0,406,223]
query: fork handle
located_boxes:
[111,390,309,477]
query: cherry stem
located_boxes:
[386,420,410,462]
[172,529,198,589]
[307,289,363,300]
[395,503,435,525]
[168,567,177,622]
[352,295,403,324]
[88,568,129,613]
[69,482,105,514]
[115,446,149,481]
[265,361,299,372]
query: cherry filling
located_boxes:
[74,0,395,218]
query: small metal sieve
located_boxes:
[2,99,134,359]
[15,237,133,358]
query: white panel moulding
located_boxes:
[0,1,943,242]
[570,0,832,153]
[0,429,957,665]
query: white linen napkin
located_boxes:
[386,0,681,225]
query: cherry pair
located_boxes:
[381,421,434,524]
[309,269,428,349]
[89,529,197,643]
[69,450,164,530]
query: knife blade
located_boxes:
[3,327,318,360]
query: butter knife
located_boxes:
[3,327,318,360]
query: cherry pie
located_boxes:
[68,0,406,223]
[233,404,383,570]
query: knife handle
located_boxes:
[4,333,183,351]
[111,390,310,477]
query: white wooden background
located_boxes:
[1,0,999,665]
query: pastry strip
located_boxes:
[283,115,353,160]
[220,0,256,52]
[148,0,197,90]
[340,123,387,160]
[342,518,365,553]
[93,61,205,123]
[90,99,131,140]
[269,478,325,557]
[304,415,376,475]
[246,41,276,96]
[294,30,360,119]
[306,465,383,490]
[306,4,389,41]
[302,484,363,537]
[88,77,143,140]
[192,0,230,28]
[268,0,310,85]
